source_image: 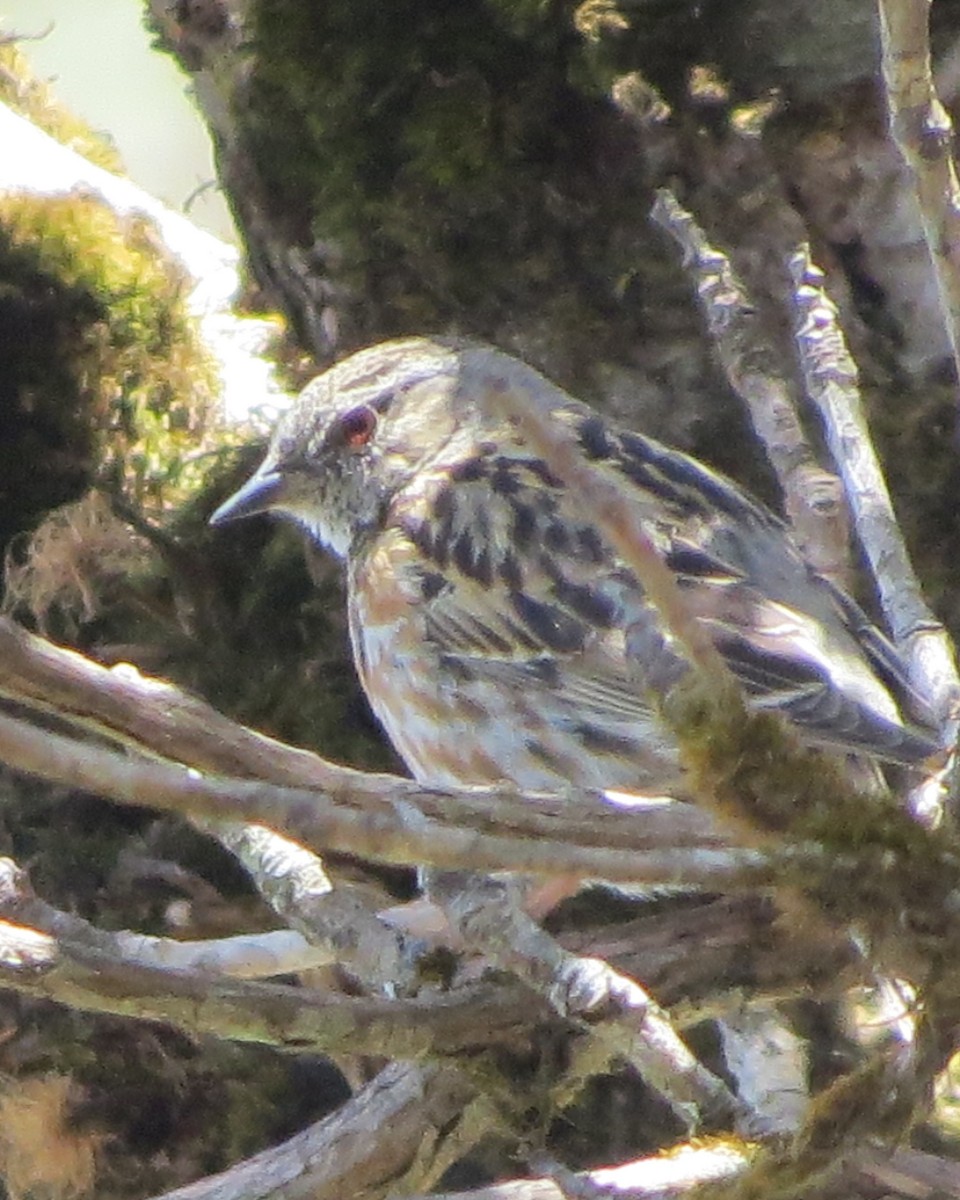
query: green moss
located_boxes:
[0,42,125,172]
[0,185,387,771]
[0,190,219,550]
[241,0,652,370]
[660,674,960,970]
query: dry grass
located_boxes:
[0,1074,99,1200]
[3,492,151,635]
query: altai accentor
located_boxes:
[210,337,940,795]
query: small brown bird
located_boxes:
[211,337,939,795]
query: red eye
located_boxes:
[337,405,378,449]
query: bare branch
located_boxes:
[0,615,356,786]
[877,0,960,391]
[105,928,331,978]
[0,618,725,853]
[146,1063,484,1200]
[425,1141,752,1200]
[191,817,414,991]
[0,615,416,987]
[414,1143,960,1200]
[0,706,771,890]
[0,859,330,977]
[0,916,553,1063]
[789,251,955,691]
[556,895,859,1016]
[650,188,852,588]
[423,869,750,1133]
[553,955,753,1133]
[855,1144,960,1199]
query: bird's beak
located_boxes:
[209,467,287,526]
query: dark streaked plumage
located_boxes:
[210,337,941,794]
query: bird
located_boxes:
[209,336,941,798]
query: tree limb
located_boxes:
[0,704,770,890]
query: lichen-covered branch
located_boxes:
[0,616,415,990]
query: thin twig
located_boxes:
[420,1142,960,1200]
[788,249,957,696]
[425,1141,753,1200]
[0,22,54,46]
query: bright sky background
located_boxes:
[1,0,235,241]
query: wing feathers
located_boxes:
[389,428,940,768]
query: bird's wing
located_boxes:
[388,423,940,767]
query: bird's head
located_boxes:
[209,337,486,555]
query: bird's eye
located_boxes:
[336,405,378,450]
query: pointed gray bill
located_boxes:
[209,468,285,526]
